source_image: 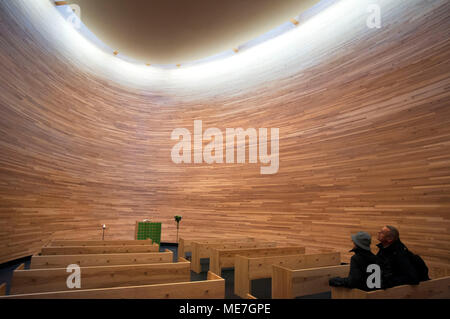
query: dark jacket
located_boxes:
[376,240,420,288]
[329,247,379,291]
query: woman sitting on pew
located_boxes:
[328,231,379,291]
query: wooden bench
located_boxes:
[10,257,190,295]
[47,239,153,247]
[30,249,173,269]
[331,276,450,299]
[234,252,341,298]
[272,264,349,298]
[39,244,160,255]
[210,246,305,275]
[191,241,277,273]
[1,271,225,299]
[179,237,255,258]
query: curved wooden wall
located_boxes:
[0,0,449,265]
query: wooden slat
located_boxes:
[331,276,450,299]
[209,245,305,275]
[49,239,153,247]
[10,261,190,295]
[40,244,160,255]
[2,271,224,299]
[234,252,340,298]
[30,250,173,269]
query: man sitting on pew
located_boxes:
[329,231,379,291]
[376,225,425,288]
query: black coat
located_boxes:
[376,240,420,288]
[329,247,379,291]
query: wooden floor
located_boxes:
[0,0,449,266]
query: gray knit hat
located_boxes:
[351,231,372,251]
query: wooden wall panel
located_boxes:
[0,0,449,266]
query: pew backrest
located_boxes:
[48,240,153,247]
[331,276,450,299]
[2,271,224,299]
[30,249,173,269]
[272,264,349,298]
[10,259,190,295]
[40,244,160,255]
[234,252,341,298]
[210,246,305,275]
[179,237,255,257]
[190,241,277,273]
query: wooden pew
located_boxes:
[234,252,341,298]
[191,241,277,273]
[210,246,305,275]
[331,276,450,299]
[0,283,6,296]
[272,264,349,298]
[10,257,190,295]
[40,244,160,255]
[48,239,153,247]
[179,237,255,259]
[1,271,225,299]
[30,249,173,269]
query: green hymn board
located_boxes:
[135,221,162,244]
